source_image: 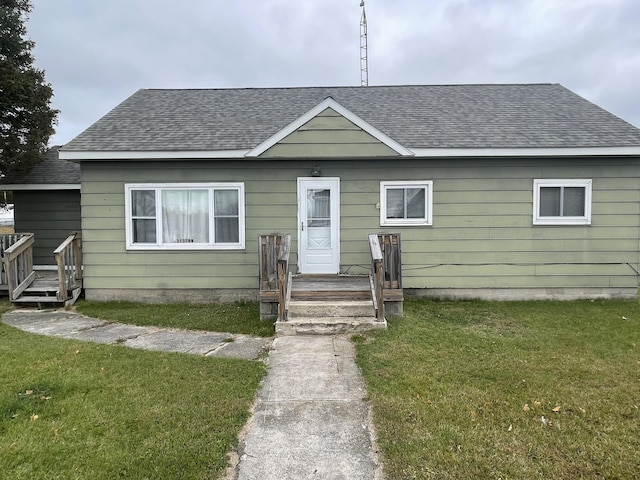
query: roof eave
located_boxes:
[59,145,640,161]
[410,146,640,157]
[1,184,81,190]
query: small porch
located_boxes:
[0,232,83,307]
[258,233,403,335]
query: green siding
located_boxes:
[259,108,399,158]
[13,190,81,265]
[80,157,640,293]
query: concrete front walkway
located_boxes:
[2,310,271,360]
[235,336,383,479]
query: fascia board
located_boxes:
[1,184,81,190]
[58,146,640,162]
[410,146,640,157]
[59,150,250,161]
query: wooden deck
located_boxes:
[1,232,83,307]
[291,275,372,300]
[296,274,403,301]
[11,270,69,306]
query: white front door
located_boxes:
[298,177,340,274]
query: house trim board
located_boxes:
[58,146,640,161]
[3,184,81,190]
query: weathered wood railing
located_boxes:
[259,233,292,321]
[369,234,385,321]
[54,232,83,302]
[0,233,28,287]
[2,233,36,301]
[369,233,403,321]
[277,235,292,321]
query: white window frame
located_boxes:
[125,183,245,250]
[380,181,433,226]
[533,179,592,225]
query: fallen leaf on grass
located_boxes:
[30,414,39,421]
[508,424,513,431]
[523,404,530,412]
[552,406,561,413]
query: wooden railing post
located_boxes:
[277,234,291,321]
[368,234,385,321]
[73,232,83,282]
[374,258,384,321]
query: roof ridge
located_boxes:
[141,83,560,93]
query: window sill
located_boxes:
[533,218,591,226]
[380,220,432,227]
[126,244,245,251]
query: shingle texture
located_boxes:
[1,147,80,185]
[61,84,640,152]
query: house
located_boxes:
[55,84,640,308]
[0,146,81,266]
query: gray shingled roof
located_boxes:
[0,147,80,185]
[61,84,640,152]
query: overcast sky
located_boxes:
[26,0,640,146]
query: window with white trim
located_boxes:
[380,181,433,226]
[533,179,592,225]
[125,183,245,249]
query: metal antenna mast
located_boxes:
[360,1,368,86]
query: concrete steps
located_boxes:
[276,299,387,335]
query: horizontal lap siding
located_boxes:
[81,157,640,292]
[81,162,301,290]
[14,190,81,265]
[337,158,640,289]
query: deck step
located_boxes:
[290,290,371,301]
[12,295,64,305]
[276,316,387,335]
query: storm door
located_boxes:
[297,177,340,274]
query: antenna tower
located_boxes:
[360,1,368,86]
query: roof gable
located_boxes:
[246,97,413,157]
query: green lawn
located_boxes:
[75,300,274,337]
[5,297,640,479]
[0,301,266,480]
[355,299,640,480]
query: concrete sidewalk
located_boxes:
[2,310,271,360]
[235,336,383,479]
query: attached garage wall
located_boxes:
[13,190,82,266]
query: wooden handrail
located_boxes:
[3,233,35,301]
[259,234,292,321]
[378,233,402,289]
[277,234,291,321]
[54,232,83,302]
[259,234,282,291]
[369,234,385,321]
